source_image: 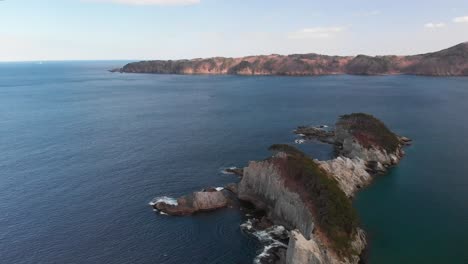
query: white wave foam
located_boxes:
[295,139,305,144]
[254,241,287,264]
[215,187,224,191]
[149,196,178,206]
[241,220,288,263]
[240,219,253,231]
[221,166,238,175]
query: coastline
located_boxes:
[112,42,468,77]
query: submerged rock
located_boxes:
[294,126,335,144]
[223,167,244,176]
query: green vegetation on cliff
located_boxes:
[337,113,400,153]
[269,144,359,257]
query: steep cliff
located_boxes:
[114,42,468,76]
[238,152,315,239]
[238,146,364,263]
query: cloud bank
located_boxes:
[453,16,468,23]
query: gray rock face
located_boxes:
[334,122,404,167]
[285,229,366,264]
[238,153,315,239]
[317,157,371,198]
[327,119,408,196]
[286,231,324,264]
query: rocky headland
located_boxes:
[113,42,468,76]
[151,113,410,263]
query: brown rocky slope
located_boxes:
[114,42,468,76]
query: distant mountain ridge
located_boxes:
[113,42,468,76]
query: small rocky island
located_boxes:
[151,113,411,264]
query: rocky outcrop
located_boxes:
[285,229,366,264]
[114,42,468,76]
[152,188,235,215]
[286,231,324,264]
[334,113,409,168]
[318,113,410,197]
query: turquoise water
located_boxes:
[0,62,467,263]
[354,89,468,263]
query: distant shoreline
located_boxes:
[112,42,468,77]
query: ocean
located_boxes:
[0,61,467,264]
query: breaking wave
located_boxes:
[241,219,289,264]
[149,196,178,206]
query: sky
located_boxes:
[1,0,468,61]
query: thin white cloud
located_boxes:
[453,16,468,23]
[288,27,345,39]
[424,22,446,29]
[86,0,200,5]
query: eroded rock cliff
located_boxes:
[238,152,315,239]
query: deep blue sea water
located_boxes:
[0,62,467,264]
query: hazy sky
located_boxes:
[1,0,468,61]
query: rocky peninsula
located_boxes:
[151,113,410,263]
[114,42,468,76]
